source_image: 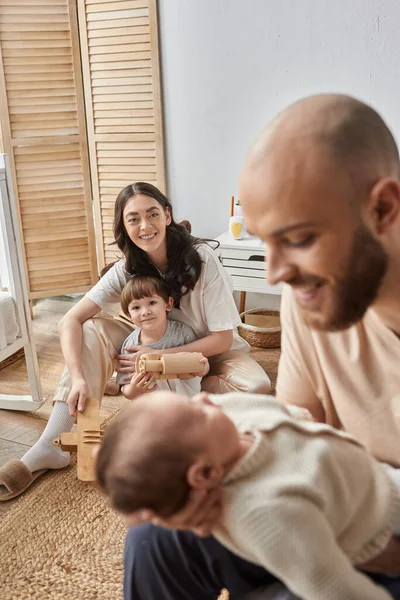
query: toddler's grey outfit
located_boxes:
[116,319,201,396]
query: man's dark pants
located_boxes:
[124,525,400,599]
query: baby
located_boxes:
[97,390,400,600]
[117,275,202,398]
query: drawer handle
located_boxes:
[248,255,264,262]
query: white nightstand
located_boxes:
[216,231,283,312]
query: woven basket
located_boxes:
[238,308,281,349]
[0,347,25,371]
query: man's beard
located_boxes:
[297,225,388,332]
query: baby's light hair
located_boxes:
[96,399,199,517]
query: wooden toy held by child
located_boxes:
[135,352,205,379]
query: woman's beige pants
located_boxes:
[53,317,271,403]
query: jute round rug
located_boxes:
[0,405,229,600]
[0,456,125,599]
[0,403,131,600]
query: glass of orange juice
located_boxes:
[229,216,245,240]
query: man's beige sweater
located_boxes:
[210,393,400,600]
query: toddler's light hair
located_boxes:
[120,275,170,316]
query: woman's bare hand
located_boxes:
[122,487,223,537]
[66,378,88,416]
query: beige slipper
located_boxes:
[0,459,47,501]
[104,379,120,396]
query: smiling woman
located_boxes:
[0,181,271,502]
[112,182,204,309]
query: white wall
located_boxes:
[158,0,400,240]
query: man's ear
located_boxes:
[166,297,174,311]
[186,460,224,490]
[367,178,400,235]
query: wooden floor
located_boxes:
[0,296,280,516]
[0,296,76,468]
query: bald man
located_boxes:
[241,94,400,464]
[122,95,400,600]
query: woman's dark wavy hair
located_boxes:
[113,182,216,308]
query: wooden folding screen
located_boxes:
[77,0,166,270]
[0,0,98,299]
[0,0,166,295]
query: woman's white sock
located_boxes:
[21,401,75,473]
